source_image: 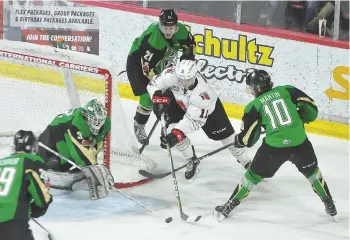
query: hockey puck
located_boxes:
[165,217,173,223]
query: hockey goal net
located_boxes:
[0,40,156,188]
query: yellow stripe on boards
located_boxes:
[0,60,105,94]
[0,61,348,140]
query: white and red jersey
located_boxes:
[147,67,218,135]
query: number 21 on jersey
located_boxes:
[144,50,154,62]
[264,99,292,130]
[0,167,16,196]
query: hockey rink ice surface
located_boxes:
[0,99,348,240]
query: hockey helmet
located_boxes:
[246,70,273,96]
[82,99,107,135]
[159,9,178,39]
[175,60,197,89]
[14,130,37,153]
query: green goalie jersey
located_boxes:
[239,85,318,148]
[48,108,111,170]
[129,22,195,79]
[0,153,52,222]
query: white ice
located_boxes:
[1,99,348,240]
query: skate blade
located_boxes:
[213,210,226,222]
[188,167,201,184]
[332,215,338,222]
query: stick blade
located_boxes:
[138,170,171,179]
[180,212,201,223]
[138,170,154,178]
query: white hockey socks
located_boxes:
[176,137,196,159]
[221,134,251,168]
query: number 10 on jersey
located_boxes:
[264,99,292,130]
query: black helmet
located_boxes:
[246,70,273,95]
[159,9,178,26]
[14,130,36,153]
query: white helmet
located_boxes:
[175,60,197,88]
[82,99,107,135]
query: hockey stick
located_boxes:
[139,119,160,154]
[161,114,201,223]
[31,218,54,240]
[139,143,234,179]
[38,142,156,213]
[117,70,126,76]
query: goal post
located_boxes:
[0,39,156,188]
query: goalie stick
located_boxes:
[161,114,201,223]
[139,143,234,179]
[38,142,156,213]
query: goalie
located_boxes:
[37,99,114,200]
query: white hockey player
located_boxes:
[147,60,251,180]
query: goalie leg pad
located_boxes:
[43,170,85,190]
[80,164,114,200]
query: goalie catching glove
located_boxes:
[152,90,170,120]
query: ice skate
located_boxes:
[134,120,148,144]
[214,198,240,222]
[185,156,200,182]
[322,196,337,221]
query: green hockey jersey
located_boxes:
[238,85,318,148]
[129,22,195,79]
[48,108,111,169]
[0,153,52,222]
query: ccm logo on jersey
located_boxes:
[212,127,226,134]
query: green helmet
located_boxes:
[82,99,107,135]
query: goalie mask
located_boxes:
[82,99,107,135]
[175,60,197,89]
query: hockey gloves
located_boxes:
[152,90,169,120]
[31,198,53,218]
[161,129,185,148]
[233,134,245,148]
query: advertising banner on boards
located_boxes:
[2,0,99,55]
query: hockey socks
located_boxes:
[134,94,152,144]
[175,137,200,181]
[304,167,337,216]
[214,169,263,221]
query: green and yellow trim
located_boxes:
[1,60,348,140]
[25,169,52,204]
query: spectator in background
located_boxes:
[307,1,335,33]
[304,1,322,30]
